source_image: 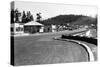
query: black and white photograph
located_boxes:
[11,1,97,66]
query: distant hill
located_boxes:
[71,16,97,25]
[40,15,97,25]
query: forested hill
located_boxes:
[40,15,97,25]
[71,16,97,25]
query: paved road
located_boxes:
[14,31,96,66]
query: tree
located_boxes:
[26,11,34,22]
[14,9,21,23]
[36,12,42,22]
[11,9,21,23]
[30,15,34,21]
[22,11,27,23]
[26,11,31,22]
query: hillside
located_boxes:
[71,16,97,25]
[40,15,97,25]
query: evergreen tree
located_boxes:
[36,13,42,22]
[26,11,30,22]
[26,11,34,22]
[30,15,34,21]
[22,11,27,23]
[14,9,21,23]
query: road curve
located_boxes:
[54,37,94,61]
[69,40,94,61]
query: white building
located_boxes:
[51,25,56,32]
[11,23,24,35]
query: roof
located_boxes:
[24,21,43,26]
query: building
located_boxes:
[51,25,57,32]
[11,23,24,35]
[43,25,52,32]
[24,21,43,34]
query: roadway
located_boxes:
[13,29,97,66]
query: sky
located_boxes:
[14,1,97,20]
